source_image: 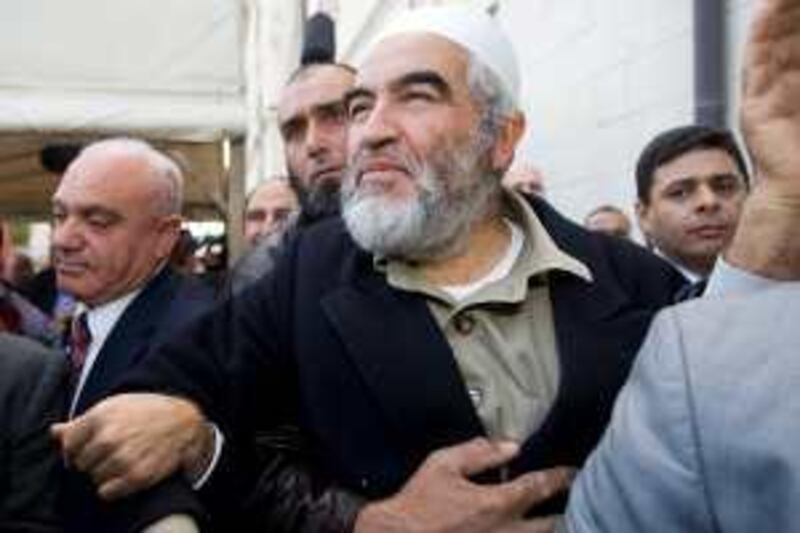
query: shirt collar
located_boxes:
[376,189,592,297]
[507,190,592,283]
[77,288,143,346]
[653,247,704,283]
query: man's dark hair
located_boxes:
[635,125,749,204]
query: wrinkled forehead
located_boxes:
[356,33,471,92]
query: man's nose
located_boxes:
[353,99,400,152]
[306,120,330,159]
[52,218,82,251]
[695,184,722,211]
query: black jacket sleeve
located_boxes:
[117,232,365,532]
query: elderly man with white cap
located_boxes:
[50,1,800,531]
[49,5,686,531]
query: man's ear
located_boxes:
[492,111,526,171]
[155,215,184,259]
[635,200,653,242]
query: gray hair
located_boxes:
[465,52,518,164]
[76,138,184,216]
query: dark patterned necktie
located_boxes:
[68,313,91,385]
[673,279,707,303]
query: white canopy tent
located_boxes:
[0,0,302,235]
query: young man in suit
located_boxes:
[0,333,66,533]
[49,138,214,532]
[635,125,749,283]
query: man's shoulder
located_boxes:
[657,286,800,512]
[0,333,65,398]
[667,284,800,349]
[286,217,364,271]
[163,271,217,322]
[643,285,800,403]
[528,196,684,293]
[125,268,216,335]
[0,333,62,373]
[296,215,352,245]
[148,267,214,303]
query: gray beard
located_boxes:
[341,142,499,261]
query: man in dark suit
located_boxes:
[0,333,67,533]
[48,138,214,532]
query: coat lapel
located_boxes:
[321,272,484,454]
[74,269,176,414]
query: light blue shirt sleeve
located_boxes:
[563,309,715,533]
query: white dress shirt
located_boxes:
[69,289,142,417]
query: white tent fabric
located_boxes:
[0,0,305,224]
[0,0,245,139]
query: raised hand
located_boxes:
[727,0,800,278]
[741,0,800,191]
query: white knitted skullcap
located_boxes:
[370,4,520,106]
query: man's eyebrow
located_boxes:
[50,200,123,220]
[311,98,347,114]
[343,87,373,109]
[79,205,124,221]
[343,70,452,110]
[279,115,304,135]
[709,172,742,181]
[663,176,699,188]
[665,172,741,188]
[389,70,452,98]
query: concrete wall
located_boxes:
[498,0,694,225]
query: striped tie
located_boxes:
[68,313,91,387]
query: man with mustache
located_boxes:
[635,125,749,283]
[280,63,355,225]
[49,138,214,532]
[51,2,797,531]
[228,62,355,293]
